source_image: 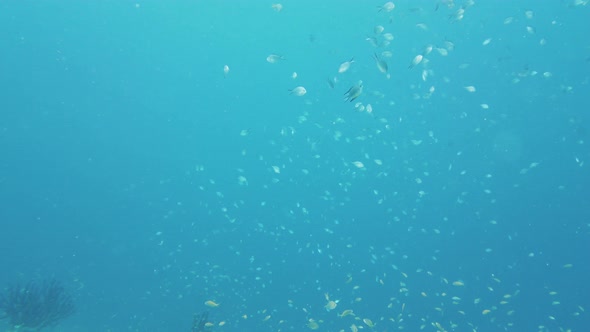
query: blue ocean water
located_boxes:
[1,1,589,331]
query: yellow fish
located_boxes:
[204,300,219,308]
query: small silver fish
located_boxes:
[338,58,354,73]
[344,81,363,102]
[373,53,388,73]
[289,86,307,96]
[378,1,395,12]
[266,54,285,63]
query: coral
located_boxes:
[0,279,75,331]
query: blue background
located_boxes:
[1,1,589,331]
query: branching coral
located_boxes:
[0,279,75,331]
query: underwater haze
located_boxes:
[1,0,589,331]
